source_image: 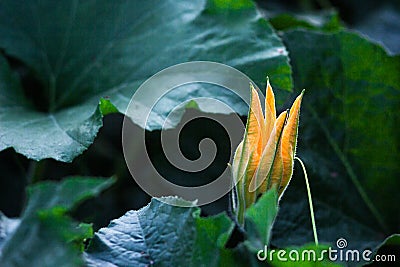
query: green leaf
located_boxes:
[271,29,400,264]
[230,243,265,267]
[206,0,254,11]
[0,0,292,161]
[0,177,114,267]
[269,10,343,32]
[24,176,116,214]
[2,207,93,267]
[245,189,279,252]
[221,190,279,267]
[85,197,235,267]
[85,197,198,266]
[376,234,400,247]
[99,98,119,116]
[0,54,107,162]
[36,207,93,251]
[191,212,235,266]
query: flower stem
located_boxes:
[295,157,319,246]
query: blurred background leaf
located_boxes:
[256,0,400,53]
[0,177,114,266]
[353,4,400,54]
[271,29,399,266]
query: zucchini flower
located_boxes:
[232,80,304,225]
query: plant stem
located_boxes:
[295,157,319,246]
[227,185,235,220]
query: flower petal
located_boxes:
[248,83,266,155]
[264,79,276,144]
[266,111,287,191]
[231,140,243,184]
[250,110,287,194]
[235,84,264,186]
[269,147,283,192]
[279,90,304,195]
[233,84,265,210]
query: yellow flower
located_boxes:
[232,80,304,224]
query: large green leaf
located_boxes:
[244,189,279,252]
[271,29,400,265]
[0,0,292,161]
[22,176,115,215]
[0,177,114,267]
[85,197,198,267]
[85,197,235,267]
[0,53,108,162]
